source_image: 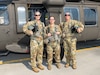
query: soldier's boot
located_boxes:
[65,63,69,68]
[72,59,77,69]
[38,64,44,70]
[65,57,70,68]
[56,63,61,69]
[32,67,39,73]
[47,64,52,70]
[72,64,77,69]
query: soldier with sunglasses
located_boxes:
[23,11,45,73]
[60,12,84,69]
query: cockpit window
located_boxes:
[63,7,80,21]
[84,8,97,26]
[0,5,9,25]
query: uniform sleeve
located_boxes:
[42,22,46,37]
[74,20,84,32]
[42,22,45,32]
[23,21,33,35]
[43,26,48,39]
[77,21,84,32]
[59,22,64,31]
[57,25,62,34]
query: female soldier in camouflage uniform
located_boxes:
[44,16,62,70]
[23,11,45,73]
[60,12,84,69]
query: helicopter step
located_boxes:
[6,43,29,53]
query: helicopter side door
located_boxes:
[0,4,14,50]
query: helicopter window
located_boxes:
[64,7,80,21]
[84,8,97,25]
[17,7,26,27]
[0,5,9,25]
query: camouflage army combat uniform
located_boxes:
[60,20,84,69]
[23,20,45,72]
[44,25,62,70]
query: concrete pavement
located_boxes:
[0,47,100,75]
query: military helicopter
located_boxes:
[0,0,100,60]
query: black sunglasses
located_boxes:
[35,15,40,16]
[65,14,70,16]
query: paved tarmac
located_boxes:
[0,46,100,75]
